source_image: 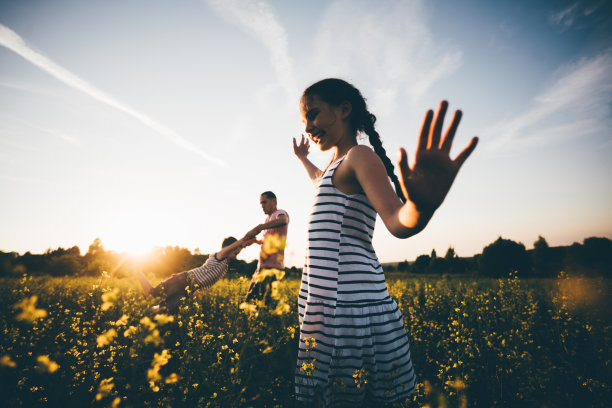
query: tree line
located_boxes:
[0,236,610,279]
[388,236,612,277]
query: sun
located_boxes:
[100,209,164,256]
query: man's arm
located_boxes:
[245,214,288,239]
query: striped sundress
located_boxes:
[295,157,416,406]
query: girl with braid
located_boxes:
[292,78,478,406]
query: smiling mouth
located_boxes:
[309,131,325,144]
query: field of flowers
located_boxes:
[0,272,610,407]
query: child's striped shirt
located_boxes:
[187,253,228,289]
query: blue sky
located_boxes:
[1,0,611,266]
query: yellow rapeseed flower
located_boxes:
[352,368,368,389]
[36,355,59,373]
[165,373,180,384]
[95,377,115,400]
[115,314,129,326]
[148,349,171,391]
[101,288,119,311]
[0,355,16,368]
[123,326,137,338]
[239,302,257,313]
[14,295,47,322]
[154,314,174,325]
[447,377,467,391]
[304,336,317,351]
[97,328,118,348]
[144,329,163,346]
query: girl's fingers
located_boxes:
[453,137,479,169]
[417,110,434,152]
[429,100,448,149]
[440,110,462,153]
[397,148,411,199]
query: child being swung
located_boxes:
[293,78,478,405]
[134,236,255,313]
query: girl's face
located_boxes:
[300,94,350,152]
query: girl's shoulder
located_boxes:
[344,144,381,168]
[333,145,384,195]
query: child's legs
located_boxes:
[133,268,155,296]
[151,272,190,300]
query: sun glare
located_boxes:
[100,209,165,257]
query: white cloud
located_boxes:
[0,24,227,167]
[485,50,612,151]
[311,0,462,115]
[548,1,604,31]
[549,2,580,30]
[205,0,297,104]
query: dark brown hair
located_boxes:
[303,78,404,201]
[222,236,237,247]
[260,191,276,200]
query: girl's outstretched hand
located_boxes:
[398,100,478,214]
[293,134,310,160]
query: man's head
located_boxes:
[260,191,277,215]
[222,236,240,260]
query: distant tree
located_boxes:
[564,237,612,276]
[479,237,531,277]
[431,249,437,259]
[45,253,83,276]
[444,247,456,260]
[428,256,450,274]
[582,237,612,276]
[397,260,409,273]
[532,236,556,276]
[45,246,81,258]
[412,254,431,274]
[0,251,19,276]
[18,252,46,274]
[146,246,201,278]
[452,257,473,274]
[84,238,114,276]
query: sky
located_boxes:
[1,0,611,266]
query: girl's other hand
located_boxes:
[293,135,310,160]
[398,100,478,213]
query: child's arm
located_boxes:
[216,237,256,260]
[346,101,478,239]
[293,135,323,182]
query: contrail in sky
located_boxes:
[205,0,297,103]
[0,23,226,167]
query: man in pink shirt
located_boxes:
[244,191,289,303]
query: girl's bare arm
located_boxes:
[293,135,323,183]
[348,101,478,238]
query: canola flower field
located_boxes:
[0,272,610,408]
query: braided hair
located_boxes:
[303,78,405,201]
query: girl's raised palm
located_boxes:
[293,134,310,160]
[398,101,478,213]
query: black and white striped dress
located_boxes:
[295,157,416,406]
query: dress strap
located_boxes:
[323,156,345,178]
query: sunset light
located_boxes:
[0,1,610,407]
